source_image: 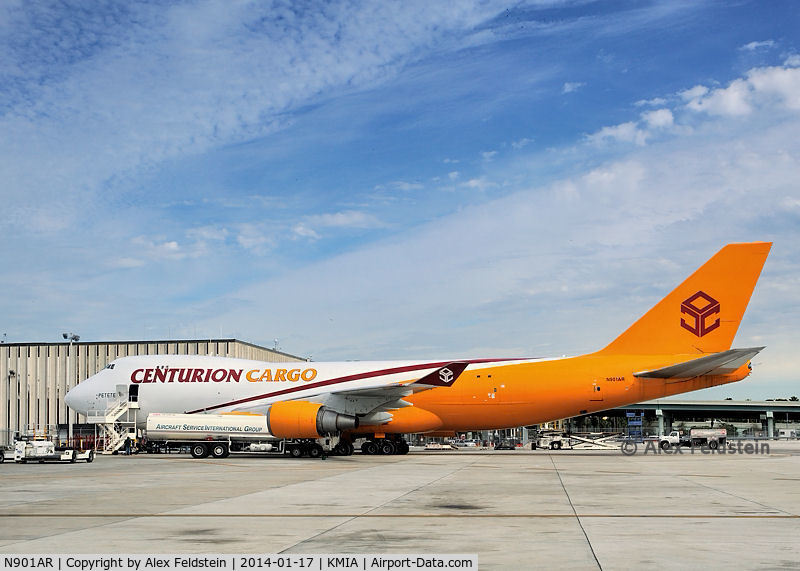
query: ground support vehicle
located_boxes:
[532,431,622,450]
[12,436,94,463]
[534,431,565,450]
[659,429,727,450]
[144,413,346,459]
[422,441,456,451]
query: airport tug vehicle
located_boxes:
[11,434,94,463]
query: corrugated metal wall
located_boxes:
[0,339,302,443]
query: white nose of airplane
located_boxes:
[64,379,92,414]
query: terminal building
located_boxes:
[0,339,302,445]
[593,398,800,439]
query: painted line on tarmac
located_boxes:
[2,513,798,518]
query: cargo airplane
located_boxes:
[66,242,771,455]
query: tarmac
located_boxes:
[1,441,800,570]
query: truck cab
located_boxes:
[659,431,688,449]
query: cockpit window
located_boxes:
[105,363,115,370]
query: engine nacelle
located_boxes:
[267,401,359,438]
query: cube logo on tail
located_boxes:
[439,368,454,384]
[680,291,720,337]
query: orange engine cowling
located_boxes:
[267,401,359,438]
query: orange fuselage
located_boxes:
[366,355,750,432]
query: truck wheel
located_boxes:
[660,441,671,450]
[190,444,209,459]
[289,446,303,458]
[87,450,94,463]
[70,451,77,463]
[211,443,228,458]
[709,440,718,450]
[554,441,562,450]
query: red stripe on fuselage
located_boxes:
[184,358,526,414]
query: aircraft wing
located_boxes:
[633,347,764,379]
[313,362,470,425]
[229,362,471,422]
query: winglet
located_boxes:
[412,362,469,387]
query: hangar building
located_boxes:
[0,339,302,445]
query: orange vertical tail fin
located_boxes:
[598,242,771,355]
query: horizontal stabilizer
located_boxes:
[412,362,469,387]
[634,347,764,379]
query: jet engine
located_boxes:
[266,401,359,438]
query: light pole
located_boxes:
[63,332,80,444]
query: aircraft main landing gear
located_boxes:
[360,438,409,455]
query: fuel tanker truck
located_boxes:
[144,408,357,459]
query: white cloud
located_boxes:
[511,137,533,149]
[306,210,383,229]
[389,180,424,191]
[782,197,800,210]
[586,121,648,146]
[684,77,753,115]
[448,171,460,180]
[641,108,673,129]
[292,210,384,241]
[679,85,709,101]
[746,66,800,110]
[786,55,800,67]
[186,225,229,242]
[592,64,800,149]
[462,177,496,191]
[236,224,276,254]
[739,40,775,51]
[562,81,585,94]
[110,257,145,269]
[635,97,667,107]
[292,224,321,241]
[683,66,800,115]
[481,150,498,161]
[130,236,187,262]
[0,2,515,233]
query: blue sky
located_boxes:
[1,1,799,399]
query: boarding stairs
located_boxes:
[86,385,139,454]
